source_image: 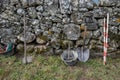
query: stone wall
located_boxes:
[0,0,120,55]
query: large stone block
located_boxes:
[63,24,80,40]
[59,0,72,14]
[21,0,43,7]
[17,32,36,43]
[44,0,59,15]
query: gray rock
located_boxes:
[44,0,59,15]
[17,8,25,16]
[99,0,117,7]
[0,28,14,43]
[28,7,37,19]
[16,44,24,52]
[29,0,43,6]
[78,0,87,8]
[84,18,98,31]
[26,44,35,53]
[1,28,12,35]
[0,19,9,28]
[81,31,93,39]
[84,11,93,17]
[17,32,36,43]
[44,47,54,55]
[76,38,90,46]
[71,0,79,11]
[21,0,29,7]
[10,0,19,5]
[94,7,108,19]
[98,19,104,27]
[0,36,16,44]
[99,35,110,43]
[55,14,63,19]
[0,11,11,19]
[84,38,91,45]
[117,1,120,7]
[112,8,120,17]
[37,12,43,20]
[110,26,118,34]
[107,8,113,13]
[70,12,83,24]
[12,24,23,34]
[79,8,88,12]
[50,15,62,23]
[84,17,94,23]
[1,0,10,8]
[63,24,80,40]
[42,11,50,17]
[119,31,120,35]
[90,40,97,45]
[109,18,120,26]
[36,6,44,12]
[42,31,52,40]
[34,28,43,36]
[21,0,43,7]
[109,40,119,50]
[36,35,47,44]
[54,49,63,55]
[40,23,52,30]
[59,0,72,14]
[41,18,52,30]
[51,24,61,33]
[86,23,98,31]
[62,17,70,24]
[76,40,83,47]
[50,39,61,49]
[56,23,63,28]
[44,0,54,6]
[86,1,94,10]
[51,33,60,39]
[34,45,47,54]
[93,30,101,38]
[119,26,120,31]
[31,19,39,26]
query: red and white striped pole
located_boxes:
[103,13,109,65]
[103,17,106,65]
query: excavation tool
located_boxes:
[78,25,90,62]
[22,13,33,64]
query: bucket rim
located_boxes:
[61,50,78,62]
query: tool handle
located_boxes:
[83,25,87,49]
[24,13,27,64]
[67,41,71,59]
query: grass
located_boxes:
[0,54,120,80]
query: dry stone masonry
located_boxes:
[0,0,120,56]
